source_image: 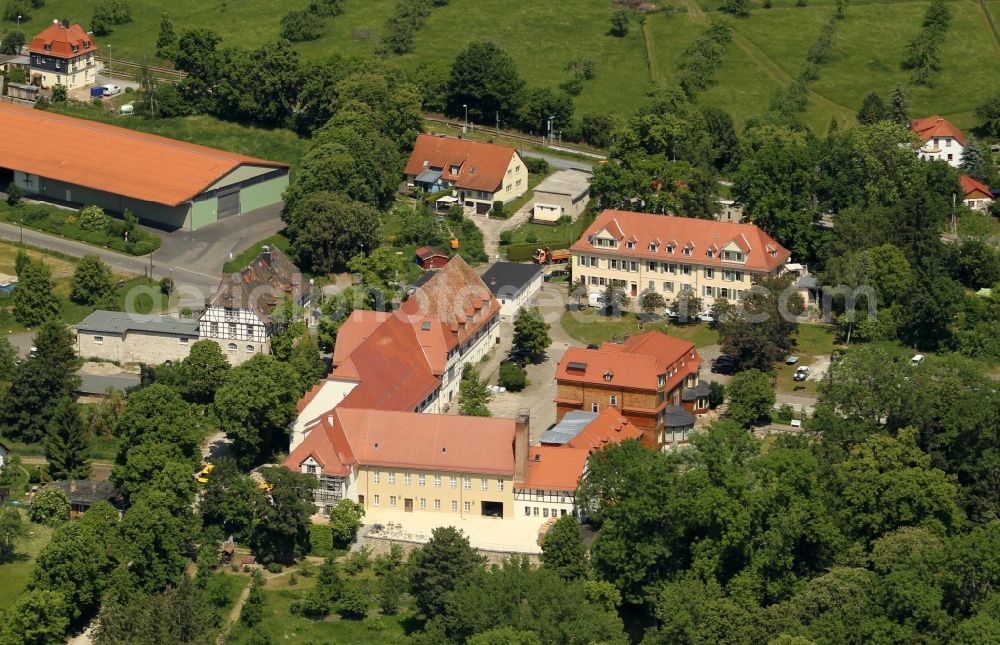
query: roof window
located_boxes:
[603,371,613,382]
[421,321,432,331]
[567,361,587,371]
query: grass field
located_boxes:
[560,309,720,347]
[773,323,839,396]
[0,510,54,611]
[4,1,999,136]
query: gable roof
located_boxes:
[556,331,700,394]
[404,134,517,193]
[480,262,544,296]
[282,417,352,476]
[29,22,95,58]
[208,246,302,322]
[330,310,392,368]
[574,210,791,272]
[960,174,992,198]
[415,246,449,260]
[517,446,589,491]
[400,256,499,349]
[564,407,643,451]
[910,115,967,147]
[0,103,287,207]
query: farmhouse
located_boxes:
[76,310,199,365]
[911,115,965,167]
[27,21,98,91]
[531,169,591,223]
[0,103,289,230]
[404,134,528,214]
[480,261,544,322]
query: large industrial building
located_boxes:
[0,103,289,230]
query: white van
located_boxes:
[588,292,603,309]
[910,354,925,366]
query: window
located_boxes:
[707,250,715,258]
[663,281,674,293]
[306,465,316,474]
[610,395,618,406]
[704,268,714,279]
[630,261,638,272]
[404,473,411,486]
[516,179,522,188]
[451,500,458,512]
[682,265,692,276]
[647,261,657,272]
[497,478,504,492]
[543,508,549,517]
[704,286,715,297]
[210,322,219,336]
[463,476,472,490]
[450,476,457,488]
[626,241,635,249]
[419,498,426,509]
[93,336,104,344]
[589,256,598,267]
[658,374,666,387]
[506,184,512,192]
[373,494,380,506]
[227,343,237,351]
[507,168,512,175]
[610,259,618,270]
[524,506,531,516]
[388,473,396,484]
[481,478,488,491]
[591,402,599,413]
[228,323,237,338]
[434,499,441,510]
[418,474,426,487]
[179,337,189,344]
[666,245,675,254]
[683,247,692,256]
[373,472,380,484]
[434,475,441,487]
[246,324,254,337]
[464,501,472,512]
[533,507,539,516]
[390,496,397,507]
[450,165,460,174]
[246,345,254,352]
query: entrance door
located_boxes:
[217,187,241,219]
[404,498,413,512]
[358,495,364,507]
[630,282,638,297]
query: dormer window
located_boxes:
[603,371,613,382]
[450,165,460,175]
[84,41,90,49]
[666,245,675,254]
[626,241,635,250]
[44,43,52,51]
[71,45,79,53]
[707,250,715,258]
[683,246,692,256]
[648,242,658,252]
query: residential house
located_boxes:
[28,21,97,90]
[911,115,966,167]
[404,134,528,215]
[480,261,544,322]
[46,479,117,518]
[961,175,993,211]
[284,408,530,518]
[0,440,9,469]
[555,331,706,451]
[289,256,501,450]
[570,209,791,307]
[415,246,450,270]
[76,310,199,365]
[198,245,308,365]
[531,169,591,223]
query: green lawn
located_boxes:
[1,436,120,463]
[507,211,596,248]
[560,309,720,348]
[0,510,54,611]
[773,323,839,396]
[227,563,414,644]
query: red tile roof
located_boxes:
[330,310,392,368]
[564,408,643,451]
[209,246,302,322]
[404,134,518,193]
[574,210,791,273]
[961,175,992,198]
[415,246,449,260]
[29,22,94,58]
[517,446,589,491]
[910,116,967,147]
[0,103,287,207]
[282,417,351,476]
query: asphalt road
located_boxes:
[520,150,596,172]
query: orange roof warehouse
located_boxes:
[0,103,288,230]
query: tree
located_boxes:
[600,283,630,315]
[640,288,667,314]
[726,369,775,428]
[447,41,524,123]
[5,181,22,206]
[672,290,703,322]
[286,192,383,274]
[541,515,588,580]
[857,91,886,125]
[215,39,303,128]
[179,339,229,404]
[200,460,265,543]
[379,569,402,615]
[515,86,574,133]
[28,486,70,526]
[701,106,740,171]
[512,307,551,362]
[287,328,326,395]
[281,9,325,42]
[12,259,59,327]
[976,92,1000,138]
[214,354,299,466]
[31,521,113,627]
[961,135,992,184]
[888,82,910,126]
[408,526,485,618]
[609,7,630,36]
[458,365,492,417]
[118,492,189,592]
[3,0,31,23]
[155,12,178,59]
[241,571,264,626]
[2,590,70,645]
[0,28,25,55]
[338,582,369,619]
[717,274,801,371]
[70,255,115,307]
[498,361,527,392]
[44,398,91,481]
[113,383,203,460]
[708,380,725,408]
[249,466,315,564]
[0,336,16,388]
[0,506,27,563]
[722,0,751,17]
[328,500,365,548]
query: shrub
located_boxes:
[52,85,67,103]
[499,231,513,245]
[281,9,325,42]
[6,182,22,207]
[309,524,334,556]
[491,200,505,218]
[499,361,527,392]
[560,78,583,96]
[79,205,109,232]
[364,616,386,632]
[290,590,330,619]
[609,7,629,37]
[343,546,371,575]
[29,487,70,526]
[329,499,365,547]
[158,276,173,295]
[524,156,549,175]
[525,232,538,244]
[265,562,284,574]
[338,583,369,620]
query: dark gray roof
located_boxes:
[76,310,198,336]
[533,169,591,199]
[539,410,598,445]
[681,381,712,402]
[76,372,141,395]
[413,271,436,289]
[415,169,443,183]
[48,480,116,506]
[481,262,544,296]
[664,405,696,428]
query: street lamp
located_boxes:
[463,104,468,129]
[547,116,555,144]
[16,14,21,37]
[107,44,112,81]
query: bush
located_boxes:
[290,590,330,619]
[309,524,334,556]
[609,7,629,37]
[338,583,369,620]
[79,205,109,232]
[560,78,583,96]
[29,487,70,526]
[525,232,538,244]
[499,231,513,245]
[491,200,506,218]
[51,85,67,103]
[265,562,284,574]
[281,9,325,42]
[329,499,365,547]
[364,616,386,632]
[523,156,549,175]
[6,182,22,207]
[343,547,371,574]
[499,361,527,392]
[158,276,173,295]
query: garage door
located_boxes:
[476,201,490,215]
[218,188,241,219]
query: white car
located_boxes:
[101,84,121,97]
[793,366,810,381]
[696,311,715,324]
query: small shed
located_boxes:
[415,246,450,270]
[5,82,40,102]
[0,440,10,469]
[219,541,236,564]
[531,169,592,223]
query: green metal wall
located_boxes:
[208,165,275,190]
[240,174,288,214]
[191,198,218,229]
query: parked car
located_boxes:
[910,354,925,366]
[696,311,715,324]
[588,292,603,309]
[793,366,810,381]
[785,355,800,365]
[101,84,121,96]
[712,361,738,375]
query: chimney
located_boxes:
[513,408,530,482]
[261,245,272,266]
[69,480,78,493]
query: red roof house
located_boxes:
[415,246,450,270]
[29,21,95,59]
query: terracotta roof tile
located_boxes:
[28,22,95,58]
[209,247,302,322]
[910,116,967,147]
[961,174,991,197]
[574,210,790,273]
[400,256,499,349]
[556,331,699,394]
[282,418,351,476]
[516,446,589,491]
[564,407,643,451]
[330,310,392,367]
[0,103,287,206]
[404,134,517,193]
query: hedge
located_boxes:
[309,524,334,557]
[1,203,161,256]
